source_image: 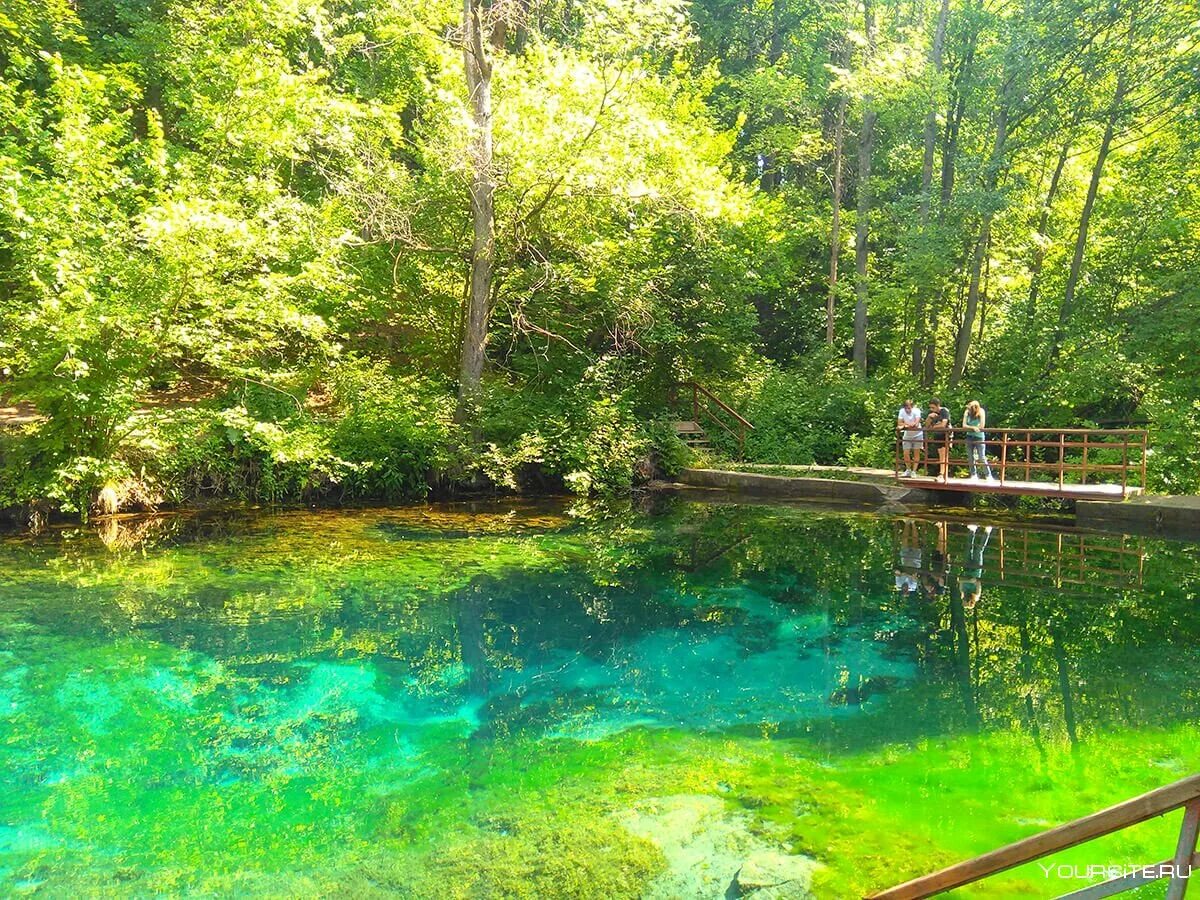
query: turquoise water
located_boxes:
[1,498,1197,897]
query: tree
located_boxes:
[458,0,498,421]
[852,0,878,374]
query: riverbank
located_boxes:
[656,467,1200,541]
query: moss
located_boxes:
[346,816,664,899]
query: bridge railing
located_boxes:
[866,773,1200,900]
[892,520,1146,595]
[894,427,1148,496]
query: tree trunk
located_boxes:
[912,0,951,379]
[924,27,976,383]
[938,29,976,217]
[827,89,848,346]
[1050,71,1128,363]
[457,0,496,420]
[758,0,786,191]
[852,0,877,375]
[1025,135,1072,325]
[950,97,1008,388]
[919,0,950,224]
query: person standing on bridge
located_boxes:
[896,399,924,477]
[924,398,951,481]
[962,400,994,480]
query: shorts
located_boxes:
[902,435,924,452]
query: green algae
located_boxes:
[2,499,1199,897]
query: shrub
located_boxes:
[740,367,880,465]
[328,360,459,499]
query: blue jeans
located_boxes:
[966,437,992,478]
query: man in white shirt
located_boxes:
[896,399,924,477]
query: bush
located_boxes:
[740,366,881,465]
[328,361,459,499]
[477,365,678,495]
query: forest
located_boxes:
[1,0,1198,515]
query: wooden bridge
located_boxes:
[895,427,1148,501]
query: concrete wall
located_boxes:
[1077,497,1200,541]
[676,468,950,507]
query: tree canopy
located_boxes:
[1,0,1198,513]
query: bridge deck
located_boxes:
[899,474,1141,501]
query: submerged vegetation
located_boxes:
[2,498,1199,896]
[1,0,1199,515]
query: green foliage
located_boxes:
[329,361,460,499]
[1,0,1199,511]
[740,365,883,466]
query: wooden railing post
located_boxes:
[1058,433,1066,489]
[1025,430,1032,481]
[1166,800,1200,900]
[1122,435,1130,498]
[1081,434,1089,485]
[1000,433,1008,484]
[1142,432,1152,494]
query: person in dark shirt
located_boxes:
[924,397,951,480]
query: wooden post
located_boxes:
[1081,434,1089,485]
[1166,800,1200,900]
[1058,433,1065,489]
[1025,430,1032,481]
[1122,435,1129,497]
[1141,431,1148,491]
[1000,433,1008,484]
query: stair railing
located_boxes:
[867,773,1200,900]
[671,381,754,459]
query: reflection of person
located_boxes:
[897,399,924,478]
[962,400,994,481]
[959,523,992,609]
[921,521,948,599]
[924,398,951,481]
[895,518,921,594]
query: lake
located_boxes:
[1,496,1197,897]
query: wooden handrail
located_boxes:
[680,382,755,430]
[671,381,754,459]
[894,426,1149,495]
[868,774,1200,900]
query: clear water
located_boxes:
[1,497,1197,898]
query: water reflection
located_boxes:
[884,515,1160,748]
[891,517,1145,599]
[0,499,1198,896]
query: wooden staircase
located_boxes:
[673,420,711,451]
[670,382,754,459]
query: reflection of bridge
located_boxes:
[894,521,1146,595]
[894,427,1148,500]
